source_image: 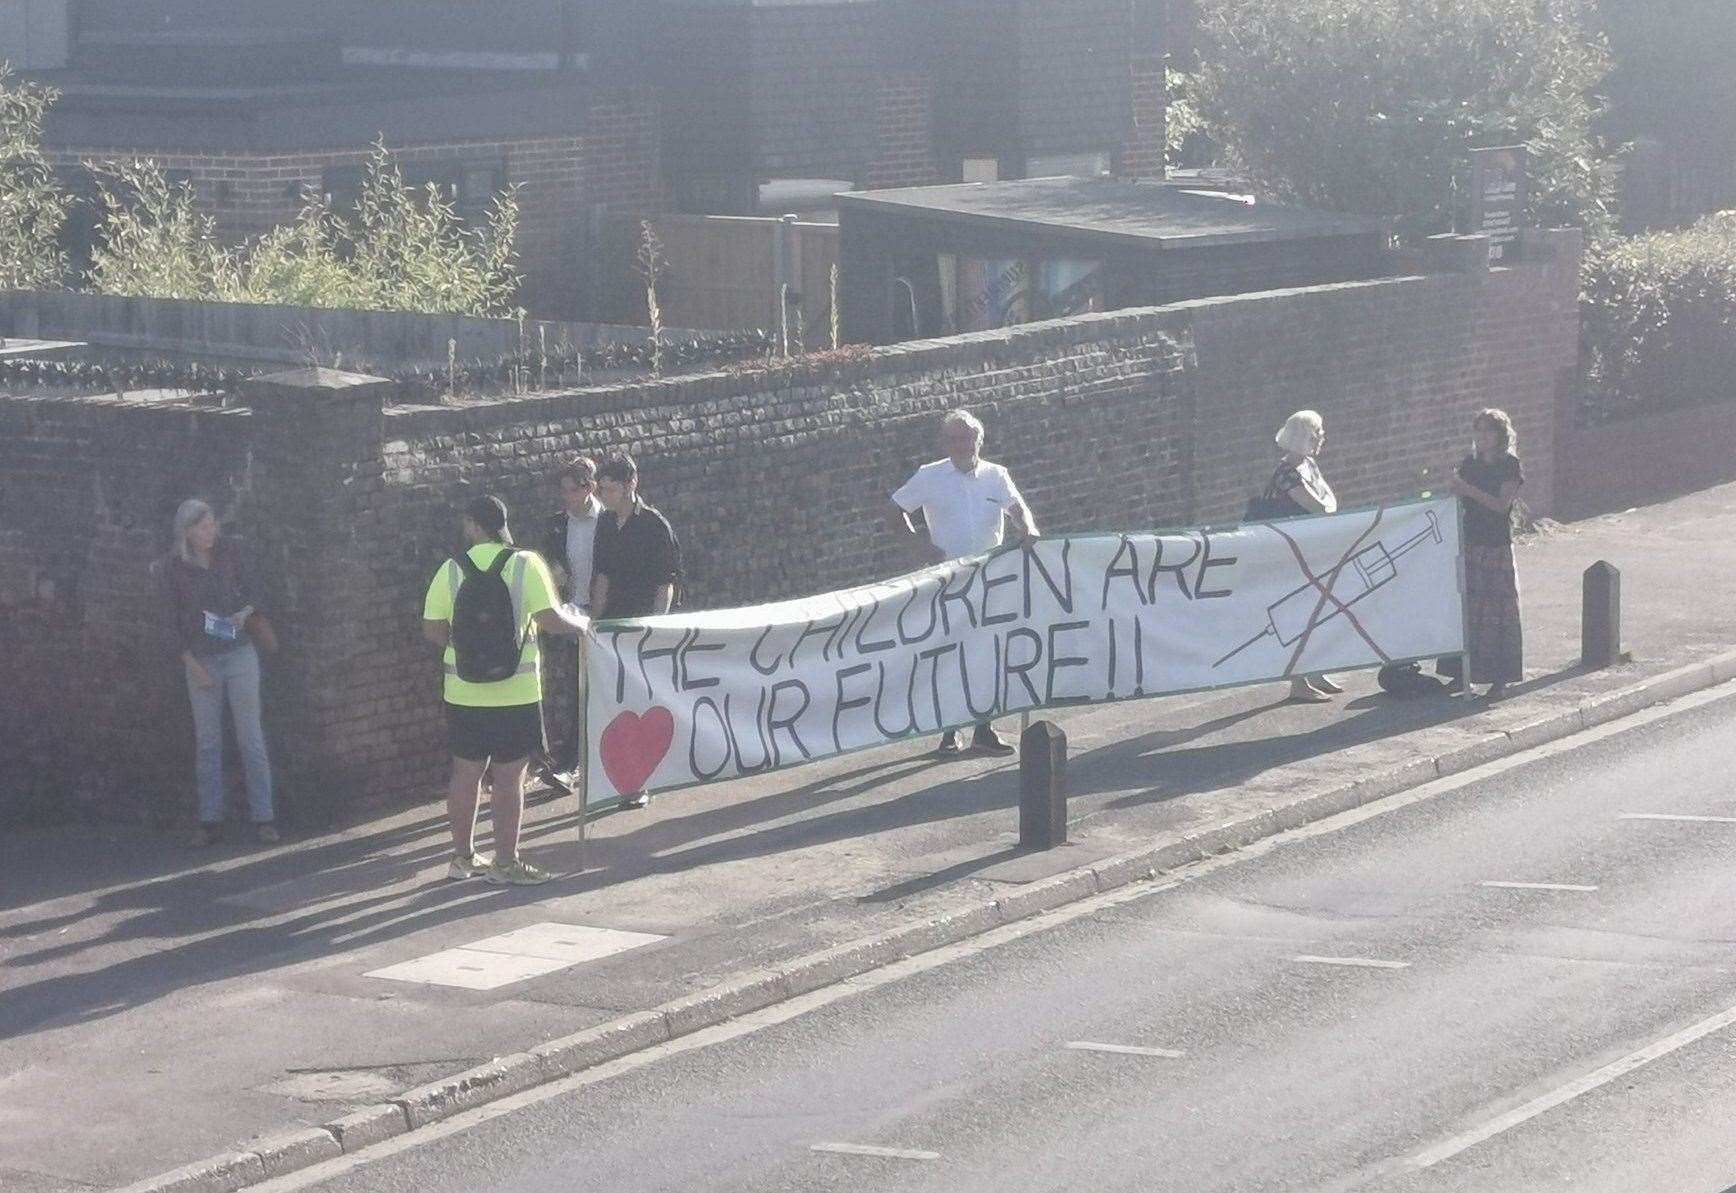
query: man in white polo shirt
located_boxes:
[888,408,1039,757]
[537,455,602,784]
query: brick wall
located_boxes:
[1015,0,1138,160]
[0,394,256,828]
[1556,404,1736,520]
[0,235,1582,829]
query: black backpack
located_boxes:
[449,549,523,683]
[1377,661,1450,698]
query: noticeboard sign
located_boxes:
[1468,146,1529,264]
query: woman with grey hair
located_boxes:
[1253,410,1342,702]
[165,498,278,845]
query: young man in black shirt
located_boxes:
[591,452,681,620]
[590,451,681,807]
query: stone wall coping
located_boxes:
[378,271,1482,433]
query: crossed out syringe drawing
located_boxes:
[1213,509,1443,669]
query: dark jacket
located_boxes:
[165,538,253,659]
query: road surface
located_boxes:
[268,690,1736,1193]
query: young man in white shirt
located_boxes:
[538,455,602,782]
[887,409,1039,757]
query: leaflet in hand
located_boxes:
[203,605,253,642]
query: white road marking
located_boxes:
[1478,881,1599,892]
[810,1142,940,1161]
[1291,954,1410,970]
[1408,1000,1736,1169]
[1619,813,1736,824]
[1065,1040,1186,1057]
[243,680,1736,1191]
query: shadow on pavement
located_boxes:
[0,664,1585,1039]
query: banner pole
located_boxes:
[1456,495,1473,695]
[575,630,589,872]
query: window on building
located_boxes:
[457,162,510,224]
[1024,151,1113,179]
[403,162,464,206]
[322,165,367,216]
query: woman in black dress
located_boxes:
[1448,409,1524,699]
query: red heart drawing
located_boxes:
[599,707,675,795]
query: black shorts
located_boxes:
[445,702,546,763]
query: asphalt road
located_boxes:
[279,691,1736,1193]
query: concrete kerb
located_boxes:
[115,651,1736,1193]
[322,1102,408,1154]
[110,1151,266,1193]
[249,1129,343,1181]
[394,1053,549,1130]
[528,1009,672,1081]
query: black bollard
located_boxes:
[1582,560,1622,669]
[1019,720,1067,850]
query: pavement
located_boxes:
[6,483,1736,1192]
[267,687,1736,1193]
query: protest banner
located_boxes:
[585,497,1464,800]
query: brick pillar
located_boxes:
[864,69,940,189]
[1122,50,1168,181]
[1120,0,1168,181]
[247,367,392,826]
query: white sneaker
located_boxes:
[446,851,494,881]
[484,859,556,886]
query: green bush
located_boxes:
[86,144,521,317]
[0,66,69,289]
[1183,0,1617,240]
[1580,212,1736,422]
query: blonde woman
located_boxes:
[1261,410,1342,702]
[166,499,277,845]
[1446,409,1524,699]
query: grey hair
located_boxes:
[172,498,216,563]
[942,408,984,439]
[1275,409,1324,455]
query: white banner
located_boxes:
[585,498,1464,799]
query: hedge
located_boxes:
[1581,211,1736,424]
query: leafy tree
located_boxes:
[0,66,68,289]
[1181,0,1618,240]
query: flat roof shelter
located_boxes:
[836,176,1392,345]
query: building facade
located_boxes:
[5,0,1168,318]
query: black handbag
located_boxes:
[1244,467,1304,522]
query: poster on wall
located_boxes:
[1031,259,1104,320]
[955,257,1031,331]
[584,498,1465,801]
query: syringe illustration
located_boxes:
[1213,510,1443,668]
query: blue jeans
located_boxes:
[186,643,275,824]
